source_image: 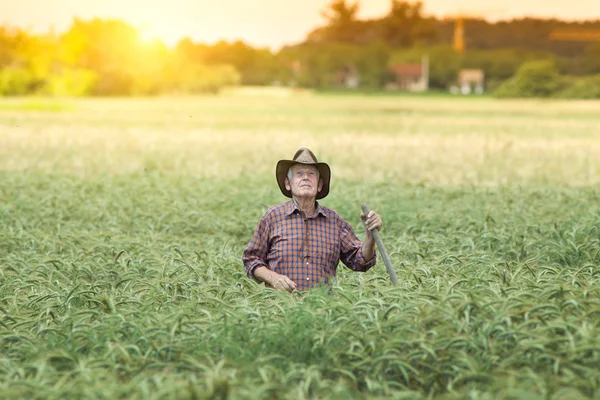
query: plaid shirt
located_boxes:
[243,200,376,290]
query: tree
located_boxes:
[583,43,600,75]
[0,27,57,95]
[382,1,436,47]
[279,41,391,89]
[59,18,143,94]
[321,0,360,27]
[308,0,361,44]
[175,39,283,86]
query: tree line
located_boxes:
[1,0,599,96]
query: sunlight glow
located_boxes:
[137,24,182,47]
[138,26,158,44]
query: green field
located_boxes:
[1,92,600,399]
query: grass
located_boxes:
[0,98,74,112]
[1,93,600,399]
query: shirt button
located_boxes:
[306,277,310,281]
[306,262,309,265]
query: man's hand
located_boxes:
[270,273,297,292]
[254,267,297,292]
[361,210,382,233]
[360,210,382,261]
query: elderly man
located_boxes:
[242,147,382,292]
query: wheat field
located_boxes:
[1,92,599,399]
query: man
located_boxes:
[242,147,382,292]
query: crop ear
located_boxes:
[318,179,323,192]
[285,177,291,191]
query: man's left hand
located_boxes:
[361,211,382,232]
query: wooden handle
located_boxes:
[362,204,398,286]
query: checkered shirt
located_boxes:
[243,200,376,290]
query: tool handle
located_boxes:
[362,204,398,285]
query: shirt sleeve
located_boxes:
[339,218,376,272]
[242,212,271,279]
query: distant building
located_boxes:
[457,69,485,94]
[386,56,429,92]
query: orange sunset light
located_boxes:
[3,0,599,48]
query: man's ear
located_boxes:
[285,177,291,191]
[318,179,323,192]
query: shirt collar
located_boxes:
[285,199,328,218]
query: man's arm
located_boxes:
[242,214,297,292]
[360,210,382,261]
[361,231,376,261]
[339,211,381,272]
[242,215,270,278]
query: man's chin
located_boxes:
[292,191,317,199]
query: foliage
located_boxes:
[495,62,600,99]
[1,94,600,398]
[280,42,391,89]
[450,18,600,58]
[583,43,600,75]
[60,18,147,95]
[41,68,97,97]
[306,1,600,90]
[380,1,436,47]
[315,0,361,43]
[555,75,600,99]
[494,60,565,98]
[0,20,240,97]
[0,4,600,96]
[307,2,600,58]
[0,67,38,95]
[354,42,391,87]
[175,39,284,86]
[2,4,600,95]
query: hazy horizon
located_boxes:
[1,0,599,49]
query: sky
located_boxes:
[1,0,599,49]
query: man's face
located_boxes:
[285,164,323,200]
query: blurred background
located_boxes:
[1,0,599,98]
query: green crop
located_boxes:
[1,92,599,399]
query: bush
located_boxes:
[555,75,600,99]
[41,68,97,96]
[0,67,40,95]
[494,60,563,98]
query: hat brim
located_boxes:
[276,160,331,200]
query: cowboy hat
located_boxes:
[276,148,331,199]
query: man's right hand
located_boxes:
[255,267,297,292]
[270,272,297,292]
